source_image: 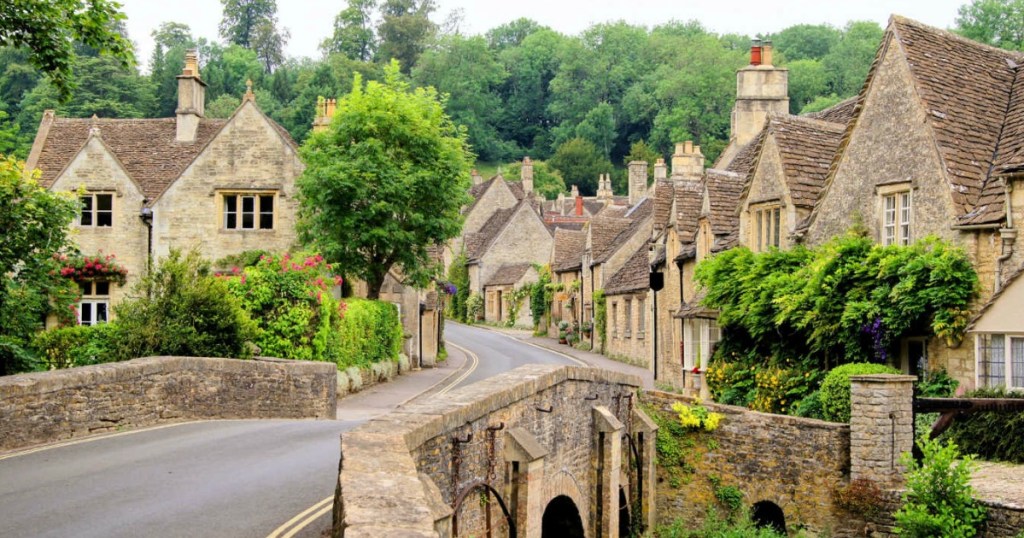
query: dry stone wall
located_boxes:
[0,356,336,452]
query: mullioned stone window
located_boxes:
[976,333,1024,389]
[79,193,113,227]
[220,192,275,230]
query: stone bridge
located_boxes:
[333,364,657,537]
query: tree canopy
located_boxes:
[955,0,1024,50]
[297,62,473,298]
[0,0,133,100]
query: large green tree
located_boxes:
[297,62,473,298]
[0,0,133,101]
[322,0,377,61]
[955,0,1024,50]
[0,157,79,375]
[375,0,437,73]
[547,137,610,195]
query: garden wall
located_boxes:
[0,356,336,452]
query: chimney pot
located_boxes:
[762,40,773,66]
[750,39,762,66]
[575,194,584,216]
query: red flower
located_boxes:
[692,366,701,374]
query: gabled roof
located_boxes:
[485,263,534,286]
[742,114,845,210]
[32,117,227,202]
[604,245,650,295]
[465,206,517,262]
[589,216,631,262]
[674,179,704,243]
[463,174,529,216]
[594,198,653,264]
[552,228,586,273]
[724,130,764,178]
[705,170,744,236]
[652,180,674,232]
[804,96,861,125]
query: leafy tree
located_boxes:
[800,93,844,115]
[219,0,277,49]
[322,0,377,61]
[821,21,882,97]
[250,18,289,72]
[624,139,661,184]
[772,23,840,61]
[375,0,437,73]
[955,0,1024,50]
[0,109,28,158]
[113,248,253,360]
[575,102,616,158]
[297,62,473,298]
[486,18,544,51]
[495,28,566,157]
[504,159,566,200]
[412,35,511,161]
[206,93,241,118]
[547,137,610,196]
[0,0,134,100]
[0,157,79,375]
[148,22,196,116]
[786,58,829,114]
[445,250,469,322]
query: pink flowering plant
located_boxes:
[56,253,128,285]
[222,253,345,363]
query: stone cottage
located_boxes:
[27,52,301,324]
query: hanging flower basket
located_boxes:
[56,253,128,285]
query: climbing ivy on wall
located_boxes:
[594,289,607,354]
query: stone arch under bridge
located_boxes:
[332,365,658,537]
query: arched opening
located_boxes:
[751,500,786,534]
[618,487,632,537]
[542,495,585,538]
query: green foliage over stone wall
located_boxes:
[945,388,1024,463]
[336,298,403,369]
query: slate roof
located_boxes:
[706,170,744,236]
[32,117,228,203]
[604,245,651,295]
[552,228,586,273]
[485,263,534,286]
[465,206,516,261]
[804,96,861,125]
[674,179,704,243]
[584,200,608,216]
[744,114,845,210]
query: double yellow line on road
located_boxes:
[265,341,480,537]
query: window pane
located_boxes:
[96,302,108,323]
[80,196,93,226]
[980,334,1006,388]
[755,210,763,251]
[260,195,274,229]
[241,196,255,213]
[226,213,237,229]
[241,196,255,229]
[638,299,645,331]
[79,282,90,296]
[224,195,237,229]
[1012,338,1024,388]
[224,195,237,212]
[97,194,112,211]
[242,212,254,229]
[773,208,781,247]
[95,281,110,295]
[80,303,93,325]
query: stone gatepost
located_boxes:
[593,406,624,538]
[849,374,916,487]
[505,427,548,538]
[632,408,659,532]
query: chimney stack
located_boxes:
[471,169,483,185]
[521,156,534,194]
[671,141,704,181]
[628,161,648,206]
[176,49,206,142]
[597,173,614,199]
[571,184,579,198]
[575,193,584,216]
[654,158,668,182]
[731,37,788,148]
[313,97,337,133]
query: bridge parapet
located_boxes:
[334,364,655,538]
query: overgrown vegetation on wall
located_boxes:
[697,233,978,414]
[336,298,403,369]
[945,388,1024,463]
[445,251,470,323]
[594,289,607,353]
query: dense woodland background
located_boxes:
[0,0,1007,197]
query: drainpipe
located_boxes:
[139,204,153,297]
[652,288,658,380]
[418,302,424,368]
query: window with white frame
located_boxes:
[222,192,275,230]
[752,205,782,251]
[684,318,721,371]
[624,298,632,337]
[977,333,1024,389]
[78,281,111,325]
[882,191,912,246]
[79,193,113,227]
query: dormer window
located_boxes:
[79,193,113,227]
[751,204,781,251]
[882,191,911,246]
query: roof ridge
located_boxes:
[890,14,1024,61]
[771,113,847,133]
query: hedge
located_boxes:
[336,298,403,369]
[945,388,1024,463]
[820,362,900,422]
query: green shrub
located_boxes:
[894,438,985,537]
[791,390,824,419]
[916,368,959,398]
[465,292,483,322]
[113,248,254,360]
[945,388,1024,463]
[594,289,606,353]
[336,299,403,369]
[820,362,900,422]
[32,323,123,369]
[445,251,470,322]
[224,253,343,362]
[656,506,785,537]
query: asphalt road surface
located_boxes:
[0,323,576,537]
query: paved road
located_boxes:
[0,323,576,538]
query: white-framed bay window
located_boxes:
[976,333,1024,390]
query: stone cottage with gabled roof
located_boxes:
[482,263,537,326]
[604,244,654,366]
[550,227,586,326]
[27,52,302,324]
[801,16,1024,389]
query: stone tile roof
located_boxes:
[506,180,526,200]
[804,96,861,125]
[485,263,534,286]
[33,116,228,203]
[724,131,764,178]
[653,180,674,232]
[465,206,516,262]
[594,198,653,264]
[673,179,704,243]
[604,245,650,295]
[750,114,846,210]
[589,216,631,264]
[706,170,744,236]
[552,228,586,273]
[584,200,607,216]
[674,242,696,262]
[463,175,528,216]
[995,68,1024,175]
